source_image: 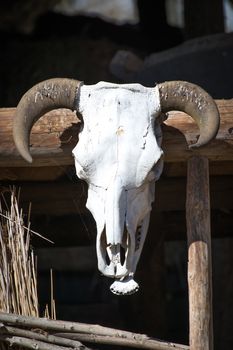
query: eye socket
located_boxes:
[135,223,143,251]
[146,157,164,182]
[73,157,87,180]
[76,110,84,128]
[146,168,157,182]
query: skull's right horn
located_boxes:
[158,81,220,148]
[13,78,82,163]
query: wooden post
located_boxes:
[186,156,213,350]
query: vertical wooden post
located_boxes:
[186,156,213,350]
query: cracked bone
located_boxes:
[73,82,163,294]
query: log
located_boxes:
[186,157,213,350]
[54,332,188,350]
[0,99,232,177]
[0,312,189,350]
[0,324,88,350]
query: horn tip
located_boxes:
[25,155,33,163]
[188,143,198,149]
[20,151,33,164]
[188,141,207,149]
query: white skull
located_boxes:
[14,79,220,295]
[72,82,164,295]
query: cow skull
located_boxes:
[13,79,219,295]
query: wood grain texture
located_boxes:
[186,156,213,350]
[0,99,232,180]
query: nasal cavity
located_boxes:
[100,228,110,265]
[120,245,126,265]
[100,226,129,267]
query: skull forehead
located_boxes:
[73,81,162,189]
[78,81,160,116]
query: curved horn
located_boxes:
[13,78,82,163]
[158,81,220,148]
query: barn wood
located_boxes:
[186,156,213,350]
[0,99,232,175]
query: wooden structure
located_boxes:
[0,99,232,349]
[0,100,232,178]
[186,157,213,350]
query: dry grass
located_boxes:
[0,189,39,349]
[0,189,39,317]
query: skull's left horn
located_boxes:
[158,81,220,148]
[13,78,82,163]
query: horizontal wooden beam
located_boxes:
[0,99,232,179]
[0,108,79,168]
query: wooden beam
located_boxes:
[0,99,232,178]
[163,98,233,163]
[186,157,213,350]
[0,108,79,168]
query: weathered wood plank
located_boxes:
[163,99,233,163]
[0,108,80,167]
[186,156,213,350]
[0,99,232,174]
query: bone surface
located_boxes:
[72,82,163,293]
[13,78,219,295]
[110,276,139,296]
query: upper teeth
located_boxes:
[107,244,121,266]
[112,253,121,265]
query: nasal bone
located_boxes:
[105,179,127,246]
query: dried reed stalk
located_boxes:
[0,189,39,349]
[0,189,39,317]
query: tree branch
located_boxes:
[0,335,70,350]
[54,332,189,350]
[0,324,90,350]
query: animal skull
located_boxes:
[13,79,220,295]
[73,82,164,294]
